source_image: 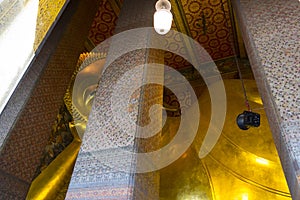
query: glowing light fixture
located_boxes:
[153,0,173,35]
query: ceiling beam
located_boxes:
[109,0,122,15]
[170,0,191,36]
[226,0,246,58]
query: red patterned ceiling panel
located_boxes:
[87,0,237,71]
[88,0,119,46]
[182,0,235,61]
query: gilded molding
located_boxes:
[33,0,68,50]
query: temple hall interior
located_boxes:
[0,0,299,199]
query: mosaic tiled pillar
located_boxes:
[232,0,300,198]
[66,0,163,199]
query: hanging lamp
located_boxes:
[153,0,173,35]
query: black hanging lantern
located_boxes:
[236,111,260,130]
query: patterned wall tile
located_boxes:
[0,169,29,200]
[0,1,101,198]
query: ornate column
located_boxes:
[66,0,163,199]
[232,0,300,198]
